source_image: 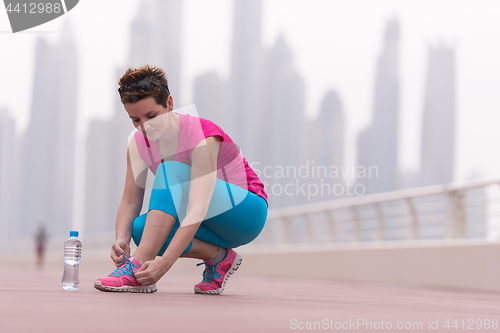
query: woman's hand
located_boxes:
[111,240,130,267]
[134,255,175,286]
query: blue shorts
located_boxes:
[132,161,268,255]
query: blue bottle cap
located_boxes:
[70,231,79,237]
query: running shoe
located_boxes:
[94,254,157,293]
[194,248,242,295]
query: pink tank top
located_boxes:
[134,112,268,206]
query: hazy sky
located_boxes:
[1,0,500,183]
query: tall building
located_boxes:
[357,125,372,191]
[193,72,230,131]
[230,0,263,162]
[51,24,79,237]
[420,43,456,186]
[18,38,54,239]
[316,90,344,176]
[308,90,344,202]
[228,1,310,208]
[128,0,183,100]
[84,112,128,234]
[0,109,16,240]
[357,17,400,194]
[128,0,157,67]
[84,0,184,234]
[261,35,305,207]
[18,27,78,239]
[156,0,182,100]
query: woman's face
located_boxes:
[124,96,173,141]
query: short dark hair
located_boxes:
[118,65,170,107]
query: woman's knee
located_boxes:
[131,213,147,246]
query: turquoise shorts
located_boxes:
[132,161,268,255]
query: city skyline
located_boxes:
[1,0,499,180]
[1,0,500,239]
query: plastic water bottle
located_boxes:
[61,231,82,290]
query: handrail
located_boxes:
[257,178,500,247]
[268,178,500,219]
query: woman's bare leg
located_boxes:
[180,237,219,260]
[132,209,176,264]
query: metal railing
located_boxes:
[252,178,500,248]
[3,179,500,252]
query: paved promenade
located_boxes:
[1,254,499,333]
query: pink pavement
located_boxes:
[1,259,499,333]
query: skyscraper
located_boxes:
[420,43,456,186]
[18,26,78,238]
[308,90,344,202]
[51,24,79,237]
[128,0,183,99]
[18,38,54,238]
[0,109,16,240]
[84,0,184,234]
[84,116,124,234]
[261,35,305,207]
[357,17,400,194]
[230,0,263,162]
[156,0,182,100]
[193,72,230,131]
[316,90,344,176]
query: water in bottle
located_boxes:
[61,230,82,290]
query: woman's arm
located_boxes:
[111,140,147,266]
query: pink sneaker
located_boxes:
[94,255,157,293]
[194,248,242,295]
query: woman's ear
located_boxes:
[167,95,174,111]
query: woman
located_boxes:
[94,65,268,294]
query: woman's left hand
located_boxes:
[134,257,174,286]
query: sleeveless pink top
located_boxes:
[134,112,268,206]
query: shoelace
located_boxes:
[110,253,140,278]
[196,261,221,282]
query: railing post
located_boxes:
[445,190,466,239]
[351,206,361,241]
[282,216,294,245]
[405,197,419,240]
[373,202,385,241]
[259,219,271,247]
[324,210,336,243]
[303,214,314,245]
[456,190,467,238]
